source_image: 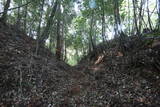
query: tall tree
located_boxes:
[35,0,45,55]
[61,17,65,60]
[113,0,121,36]
[16,1,22,27]
[146,0,153,30]
[132,0,140,35]
[23,1,28,33]
[89,10,95,53]
[157,0,160,30]
[101,0,105,42]
[36,0,58,54]
[56,3,62,60]
[138,0,145,32]
[0,0,11,22]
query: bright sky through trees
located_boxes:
[89,0,96,8]
[0,0,159,65]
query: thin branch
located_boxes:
[0,1,32,14]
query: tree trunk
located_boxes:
[101,0,105,42]
[61,19,64,60]
[113,0,121,37]
[64,39,67,62]
[16,1,22,27]
[113,0,127,54]
[35,0,45,55]
[128,0,131,35]
[138,0,144,33]
[23,2,28,33]
[55,20,61,60]
[93,21,97,45]
[38,0,58,45]
[157,0,160,30]
[88,40,92,54]
[56,3,62,60]
[0,0,11,23]
[36,0,58,54]
[147,0,153,30]
[89,10,95,52]
[132,0,140,35]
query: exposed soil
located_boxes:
[0,21,160,107]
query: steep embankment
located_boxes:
[0,22,85,106]
[0,21,160,107]
[75,34,160,106]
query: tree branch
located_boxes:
[0,1,32,14]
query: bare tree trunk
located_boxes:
[142,15,148,28]
[56,3,62,60]
[89,10,95,52]
[36,0,58,54]
[88,40,92,54]
[114,0,127,54]
[64,46,67,61]
[138,0,145,33]
[113,0,121,37]
[0,0,11,23]
[35,0,45,55]
[63,22,68,62]
[38,0,58,45]
[147,0,153,30]
[16,3,22,27]
[132,0,140,35]
[61,20,65,60]
[157,0,160,30]
[23,2,28,33]
[49,34,52,51]
[56,20,61,60]
[101,0,105,42]
[128,0,131,35]
[93,21,97,45]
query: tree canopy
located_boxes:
[0,0,159,65]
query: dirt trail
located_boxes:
[0,22,160,107]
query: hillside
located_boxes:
[0,21,160,107]
[0,21,84,106]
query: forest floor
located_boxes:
[0,21,160,107]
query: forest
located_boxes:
[0,0,160,106]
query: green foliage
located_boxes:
[144,32,160,37]
[4,0,158,65]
